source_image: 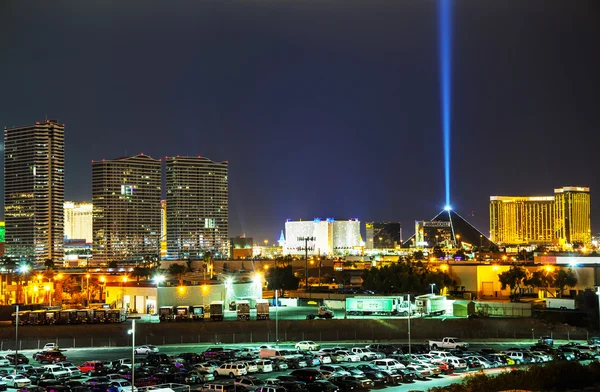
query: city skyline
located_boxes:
[1,1,598,242]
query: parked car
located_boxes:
[185,370,215,384]
[214,363,247,378]
[6,353,29,365]
[134,346,159,355]
[35,351,66,364]
[289,369,326,383]
[2,374,31,388]
[305,380,339,392]
[79,362,106,376]
[295,342,320,351]
[255,360,273,373]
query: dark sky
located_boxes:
[1,0,599,242]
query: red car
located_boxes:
[34,350,66,364]
[78,361,105,376]
[436,361,455,375]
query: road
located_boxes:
[0,340,556,392]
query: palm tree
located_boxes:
[167,263,186,285]
[44,258,55,270]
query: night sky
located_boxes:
[1,1,599,242]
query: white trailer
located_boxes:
[546,298,576,310]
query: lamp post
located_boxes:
[127,316,141,389]
[14,304,19,373]
[430,283,436,294]
[153,275,165,315]
[407,294,411,355]
[297,236,315,293]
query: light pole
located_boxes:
[153,275,165,315]
[430,283,436,294]
[407,294,411,355]
[14,304,19,373]
[297,236,315,293]
[127,316,141,388]
[99,276,106,302]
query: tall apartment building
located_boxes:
[554,186,591,244]
[490,186,590,246]
[4,120,65,263]
[64,201,93,243]
[92,154,161,262]
[490,196,555,245]
[165,156,229,258]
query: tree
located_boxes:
[432,246,445,259]
[131,266,152,282]
[167,263,186,285]
[44,258,55,270]
[554,269,577,298]
[185,258,194,273]
[525,270,554,294]
[267,266,299,298]
[498,266,528,302]
[361,262,453,294]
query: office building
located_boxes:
[64,201,93,243]
[92,154,161,262]
[490,196,555,245]
[165,156,229,258]
[554,186,591,245]
[4,120,65,263]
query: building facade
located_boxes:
[490,196,555,245]
[284,218,361,255]
[490,186,591,246]
[92,154,161,262]
[64,201,93,243]
[366,222,402,249]
[554,186,591,245]
[415,221,453,248]
[4,120,65,263]
[165,156,229,259]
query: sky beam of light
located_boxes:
[438,0,453,208]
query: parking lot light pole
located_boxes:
[297,236,315,293]
[14,304,19,373]
[127,316,141,389]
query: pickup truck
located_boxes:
[34,350,67,363]
[428,337,469,350]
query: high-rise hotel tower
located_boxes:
[92,154,161,262]
[166,156,229,258]
[4,120,65,263]
[490,186,590,246]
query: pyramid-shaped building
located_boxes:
[403,208,495,249]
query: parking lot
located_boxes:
[1,337,597,392]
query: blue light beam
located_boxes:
[438,0,453,207]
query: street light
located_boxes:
[429,283,436,294]
[127,316,141,388]
[99,276,106,302]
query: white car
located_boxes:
[214,363,247,378]
[56,362,82,378]
[350,348,378,361]
[332,351,360,362]
[372,359,404,372]
[43,343,58,351]
[134,345,159,355]
[295,341,320,351]
[0,356,10,367]
[194,363,217,373]
[2,374,31,388]
[111,380,138,392]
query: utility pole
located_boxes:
[298,237,315,294]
